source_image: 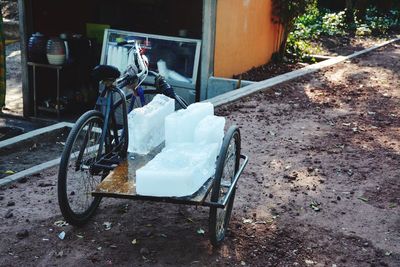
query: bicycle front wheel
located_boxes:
[58,110,108,226]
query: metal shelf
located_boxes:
[27,62,65,120]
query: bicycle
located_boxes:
[57,40,188,225]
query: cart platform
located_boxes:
[92,147,248,208]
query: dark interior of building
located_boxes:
[25,0,203,118]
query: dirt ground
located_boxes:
[0,127,69,178]
[235,34,399,82]
[4,41,23,115]
[0,42,399,266]
[310,34,398,57]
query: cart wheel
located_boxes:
[209,126,241,246]
[58,110,108,226]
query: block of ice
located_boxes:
[194,115,225,149]
[136,101,227,197]
[157,60,168,78]
[136,143,220,197]
[165,102,214,147]
[128,94,175,154]
[157,60,191,83]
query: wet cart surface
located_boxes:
[93,150,248,209]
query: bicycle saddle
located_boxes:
[91,65,121,82]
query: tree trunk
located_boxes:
[277,26,290,61]
[345,0,355,23]
[345,0,368,23]
[355,0,368,20]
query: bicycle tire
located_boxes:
[209,126,241,246]
[58,110,108,226]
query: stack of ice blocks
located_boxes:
[136,102,226,197]
[127,94,175,154]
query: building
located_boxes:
[18,0,282,118]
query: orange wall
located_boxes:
[214,0,282,78]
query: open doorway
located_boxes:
[2,0,23,115]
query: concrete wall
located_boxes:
[213,0,282,78]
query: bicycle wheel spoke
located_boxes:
[64,116,105,215]
[214,132,238,239]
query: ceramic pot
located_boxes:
[47,38,66,65]
[28,32,48,63]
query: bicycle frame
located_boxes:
[97,85,128,157]
[77,84,141,173]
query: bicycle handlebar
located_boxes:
[116,74,136,88]
[148,70,159,77]
[116,39,188,108]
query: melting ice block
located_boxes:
[194,115,225,148]
[136,102,227,197]
[165,102,214,147]
[128,94,175,154]
[136,143,220,197]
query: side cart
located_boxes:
[59,126,248,246]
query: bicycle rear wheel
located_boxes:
[209,126,241,246]
[58,110,108,225]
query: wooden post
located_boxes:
[18,0,33,117]
[199,0,217,101]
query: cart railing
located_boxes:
[92,154,248,209]
[205,154,248,208]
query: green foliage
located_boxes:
[355,7,400,35]
[272,0,400,61]
[286,34,316,61]
[291,8,347,39]
[272,0,317,30]
[355,24,372,36]
[271,0,317,59]
[285,8,347,60]
[321,11,347,36]
[293,6,321,39]
[285,5,400,60]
